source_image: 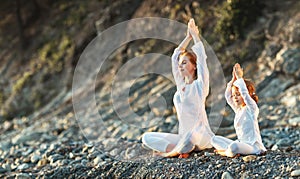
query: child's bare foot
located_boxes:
[214,149,225,153]
[234,153,241,158]
[178,153,189,158]
[214,149,227,156]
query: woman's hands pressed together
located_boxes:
[188,19,200,43]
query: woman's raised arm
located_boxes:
[171,27,192,89]
[189,19,209,96]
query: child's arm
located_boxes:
[234,64,258,110]
[225,80,238,112]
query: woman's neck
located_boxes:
[184,74,195,84]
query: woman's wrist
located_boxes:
[185,35,192,41]
[192,35,200,43]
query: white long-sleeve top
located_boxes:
[171,41,214,148]
[225,78,266,151]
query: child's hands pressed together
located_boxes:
[234,63,243,79]
[231,65,237,82]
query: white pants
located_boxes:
[142,132,181,152]
[211,135,260,157]
[142,130,212,154]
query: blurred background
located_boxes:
[0,0,299,174]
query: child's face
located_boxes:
[232,86,246,107]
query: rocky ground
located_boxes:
[0,60,300,178]
[0,0,300,178]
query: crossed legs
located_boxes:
[142,132,192,158]
[211,135,260,157]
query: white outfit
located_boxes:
[142,41,214,155]
[211,78,267,157]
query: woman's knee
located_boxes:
[142,132,151,144]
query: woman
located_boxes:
[142,19,214,158]
[211,63,266,157]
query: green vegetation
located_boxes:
[214,0,264,45]
[32,90,43,109]
[39,35,73,74]
[0,89,4,106]
[12,71,34,94]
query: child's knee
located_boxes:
[228,142,239,153]
[210,135,218,145]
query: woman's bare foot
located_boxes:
[153,151,164,157]
[166,144,176,153]
[178,153,189,158]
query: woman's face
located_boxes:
[178,56,196,77]
[232,86,246,107]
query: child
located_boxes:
[211,63,266,157]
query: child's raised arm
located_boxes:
[225,66,238,112]
[234,64,258,110]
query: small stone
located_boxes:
[16,173,31,179]
[0,166,7,173]
[125,149,135,159]
[110,148,119,156]
[291,169,300,177]
[37,158,48,168]
[276,138,291,146]
[271,144,279,151]
[22,148,33,156]
[69,152,75,159]
[2,163,11,171]
[289,117,300,126]
[82,146,89,153]
[10,164,17,170]
[232,159,238,163]
[81,159,89,166]
[88,147,95,154]
[204,152,211,157]
[221,171,233,179]
[17,163,29,171]
[96,161,107,168]
[48,143,57,151]
[94,156,103,165]
[48,154,64,164]
[22,157,31,163]
[242,155,257,162]
[85,142,94,148]
[281,95,297,107]
[165,116,176,124]
[241,164,246,170]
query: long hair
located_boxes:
[244,79,259,103]
[179,50,197,79]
